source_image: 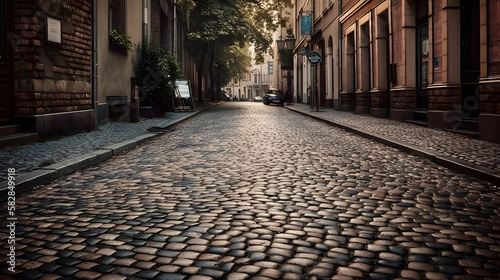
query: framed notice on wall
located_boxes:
[47,17,62,44]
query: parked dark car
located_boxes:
[264,88,285,106]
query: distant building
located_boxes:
[225,52,273,102]
[225,78,243,100]
[248,61,273,100]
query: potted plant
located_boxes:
[109,29,132,54]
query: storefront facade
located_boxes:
[339,0,500,143]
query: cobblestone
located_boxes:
[1,102,500,279]
[0,103,216,175]
[288,104,500,173]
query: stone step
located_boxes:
[457,118,478,132]
[445,128,479,139]
[405,119,428,127]
[413,110,428,122]
[0,125,21,137]
[0,133,39,148]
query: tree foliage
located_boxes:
[134,41,181,112]
[216,43,251,86]
[185,0,293,101]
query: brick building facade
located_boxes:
[3,0,95,140]
[338,0,500,143]
[1,0,196,146]
[293,0,499,144]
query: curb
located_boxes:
[0,102,221,202]
[286,106,500,186]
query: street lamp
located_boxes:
[253,68,261,100]
[276,33,296,51]
[277,37,286,51]
[277,33,295,104]
[285,34,296,51]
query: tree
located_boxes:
[134,42,181,115]
[186,0,293,102]
[239,0,294,64]
[215,44,251,100]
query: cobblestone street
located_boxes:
[2,102,500,280]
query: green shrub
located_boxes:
[134,42,181,112]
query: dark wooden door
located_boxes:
[0,0,13,122]
[416,23,429,109]
[461,0,480,119]
[416,0,429,110]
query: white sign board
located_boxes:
[175,79,194,111]
[47,17,62,44]
[176,79,191,99]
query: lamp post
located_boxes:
[253,68,261,100]
[277,33,295,104]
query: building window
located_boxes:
[109,0,126,34]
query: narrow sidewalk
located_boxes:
[286,103,500,186]
[0,102,221,201]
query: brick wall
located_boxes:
[480,83,500,114]
[432,0,442,83]
[371,91,388,109]
[13,0,92,115]
[481,0,500,115]
[489,0,500,76]
[150,0,162,46]
[428,87,461,111]
[355,92,370,108]
[390,90,416,110]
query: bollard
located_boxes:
[130,77,139,123]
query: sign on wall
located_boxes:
[307,51,322,66]
[47,17,62,44]
[268,61,273,74]
[301,14,312,36]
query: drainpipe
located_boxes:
[338,0,342,111]
[173,0,177,56]
[92,0,98,128]
[388,0,394,118]
[143,0,148,42]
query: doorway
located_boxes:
[319,40,326,107]
[416,0,429,110]
[0,0,13,122]
[345,32,355,111]
[460,0,480,119]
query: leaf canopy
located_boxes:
[186,0,293,87]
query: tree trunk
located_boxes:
[208,41,216,102]
[197,44,207,103]
[216,80,222,101]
